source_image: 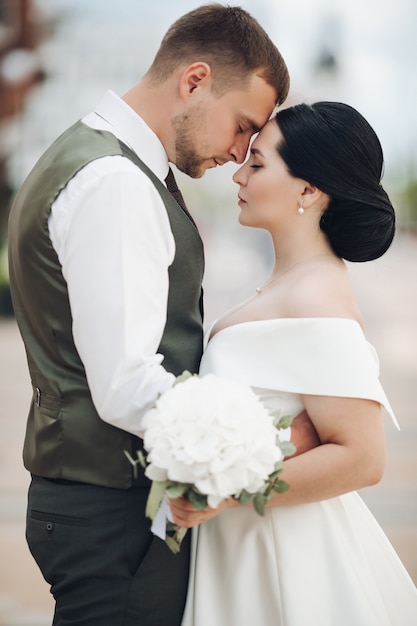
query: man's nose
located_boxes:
[229,136,250,164]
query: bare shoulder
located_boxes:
[283,258,364,327]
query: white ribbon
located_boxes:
[151,496,174,540]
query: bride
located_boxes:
[171,101,417,625]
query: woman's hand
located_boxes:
[290,410,321,455]
[169,496,239,528]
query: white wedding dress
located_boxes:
[181,319,417,626]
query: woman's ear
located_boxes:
[301,184,329,210]
[179,62,212,100]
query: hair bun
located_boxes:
[320,198,395,262]
[275,102,396,263]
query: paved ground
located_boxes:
[0,230,416,625]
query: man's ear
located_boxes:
[178,62,212,99]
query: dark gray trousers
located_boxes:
[26,475,190,626]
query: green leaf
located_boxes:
[123,449,147,479]
[165,535,181,554]
[123,449,136,466]
[253,492,266,516]
[280,441,297,457]
[187,488,208,510]
[165,522,188,554]
[135,450,147,468]
[273,480,289,493]
[174,525,188,544]
[165,482,189,498]
[270,409,282,422]
[237,490,254,506]
[165,520,179,536]
[276,414,294,429]
[174,370,193,385]
[268,468,283,480]
[145,480,169,520]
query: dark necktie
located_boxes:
[165,167,197,227]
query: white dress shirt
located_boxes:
[48,90,178,438]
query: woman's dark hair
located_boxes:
[274,102,395,262]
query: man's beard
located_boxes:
[172,107,209,179]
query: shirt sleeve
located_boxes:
[49,154,176,438]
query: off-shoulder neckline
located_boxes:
[207,317,364,343]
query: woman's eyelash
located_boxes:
[250,164,262,169]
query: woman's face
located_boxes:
[233,119,302,232]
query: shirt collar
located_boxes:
[83,90,169,182]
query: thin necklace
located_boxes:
[255,272,287,294]
[255,255,334,295]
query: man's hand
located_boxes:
[290,410,321,456]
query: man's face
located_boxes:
[172,74,277,179]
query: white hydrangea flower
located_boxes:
[142,374,283,504]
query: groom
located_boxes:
[8,4,317,625]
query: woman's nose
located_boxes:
[232,163,246,185]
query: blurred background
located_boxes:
[0,1,416,624]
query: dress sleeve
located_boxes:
[201,318,398,428]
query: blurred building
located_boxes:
[0,0,47,217]
[0,0,47,312]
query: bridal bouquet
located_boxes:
[126,371,295,553]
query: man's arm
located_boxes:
[50,158,176,437]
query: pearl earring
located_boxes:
[298,200,304,215]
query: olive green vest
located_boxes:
[8,121,204,488]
